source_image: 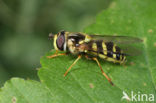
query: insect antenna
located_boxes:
[48,32,54,40]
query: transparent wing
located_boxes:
[82,40,142,56]
[117,44,142,56]
[89,35,143,44]
[88,34,143,56]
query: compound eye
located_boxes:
[56,34,65,50]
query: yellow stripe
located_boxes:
[120,56,126,64]
[106,57,122,63]
[85,35,92,42]
[120,54,123,61]
[64,32,68,40]
[102,42,107,55]
[106,57,116,62]
[54,35,58,50]
[90,51,97,55]
[79,40,84,44]
[92,43,97,51]
[99,54,107,59]
[113,45,116,59]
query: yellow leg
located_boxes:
[92,57,114,86]
[47,50,66,58]
[64,55,82,77]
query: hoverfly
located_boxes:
[47,30,142,85]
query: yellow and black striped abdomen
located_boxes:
[88,40,126,64]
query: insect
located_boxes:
[47,30,142,85]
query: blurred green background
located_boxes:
[0,0,111,86]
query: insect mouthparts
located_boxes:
[48,33,54,40]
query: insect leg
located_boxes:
[47,50,66,59]
[64,55,82,77]
[92,57,114,86]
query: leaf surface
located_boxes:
[0,78,53,103]
[39,0,156,102]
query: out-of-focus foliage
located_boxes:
[0,0,111,86]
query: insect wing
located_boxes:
[89,34,143,44]
[85,34,143,56]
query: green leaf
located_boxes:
[39,0,156,102]
[0,78,53,103]
[39,51,123,103]
[84,0,156,93]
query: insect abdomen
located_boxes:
[89,40,126,64]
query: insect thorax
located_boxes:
[67,36,87,55]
